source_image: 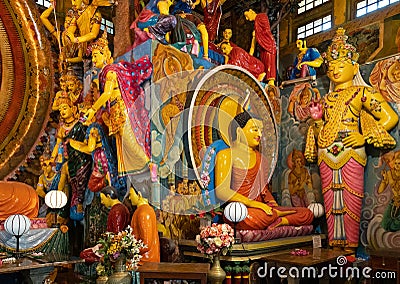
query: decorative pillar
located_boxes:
[113,0,134,58]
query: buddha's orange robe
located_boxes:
[0,181,39,219]
[131,204,160,263]
[231,152,313,230]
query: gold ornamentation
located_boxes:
[324,28,359,63]
[304,126,317,163]
[360,109,396,149]
[91,31,109,54]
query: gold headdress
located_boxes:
[324,28,359,63]
[91,31,109,54]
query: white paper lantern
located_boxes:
[308,202,325,218]
[224,202,248,223]
[4,214,31,237]
[45,190,68,209]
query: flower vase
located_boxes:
[96,275,108,284]
[208,255,226,284]
[107,254,132,284]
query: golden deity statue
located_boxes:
[305,28,399,248]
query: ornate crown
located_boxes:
[91,31,109,54]
[324,28,359,63]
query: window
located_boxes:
[100,19,114,35]
[298,0,330,14]
[297,15,332,38]
[35,0,51,8]
[356,0,399,17]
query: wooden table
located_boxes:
[368,249,400,284]
[263,247,354,266]
[261,247,355,284]
[0,255,84,284]
[137,262,209,284]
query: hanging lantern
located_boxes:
[308,202,325,218]
[224,202,248,223]
[4,214,31,258]
[45,190,68,209]
[4,214,31,237]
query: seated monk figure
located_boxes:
[0,181,39,219]
[215,112,314,230]
[220,42,266,82]
[100,186,130,234]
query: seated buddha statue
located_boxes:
[215,112,314,230]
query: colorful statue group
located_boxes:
[30,0,400,266]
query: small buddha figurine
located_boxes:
[129,187,160,263]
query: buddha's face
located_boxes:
[92,50,105,69]
[59,103,74,120]
[223,29,232,40]
[327,58,357,85]
[241,118,263,148]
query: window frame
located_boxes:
[297,0,330,15]
[296,14,332,39]
[291,1,333,42]
[35,0,51,8]
[100,18,115,35]
[351,0,400,19]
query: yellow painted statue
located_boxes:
[305,28,399,247]
[84,33,153,175]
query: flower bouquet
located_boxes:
[95,226,146,276]
[196,223,235,258]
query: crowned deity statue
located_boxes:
[305,28,399,248]
[84,32,153,176]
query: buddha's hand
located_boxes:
[342,132,365,148]
[309,100,323,120]
[249,200,273,215]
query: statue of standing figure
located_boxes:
[305,28,398,248]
